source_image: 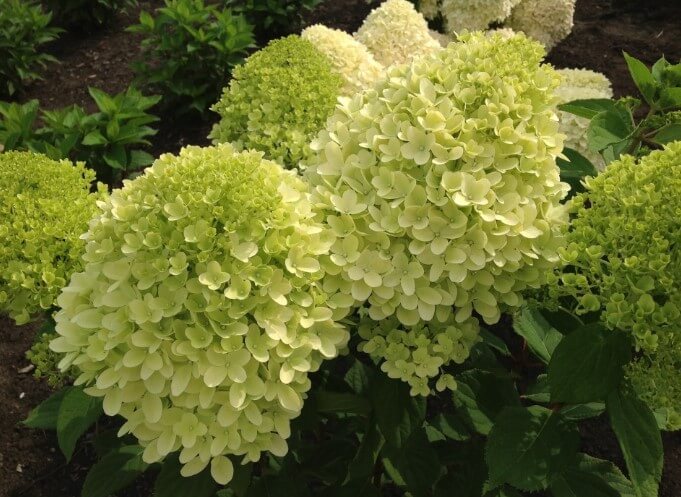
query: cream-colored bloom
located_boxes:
[440,0,521,33]
[506,0,575,49]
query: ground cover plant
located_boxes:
[2,1,681,497]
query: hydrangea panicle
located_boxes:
[307,32,569,396]
[51,144,349,483]
[440,0,521,34]
[506,0,575,50]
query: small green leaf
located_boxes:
[82,131,108,146]
[455,369,520,435]
[485,406,579,492]
[607,386,663,497]
[653,123,681,144]
[588,109,633,152]
[558,98,617,119]
[57,387,103,461]
[548,324,631,404]
[24,387,70,429]
[623,52,657,105]
[512,306,564,364]
[82,445,148,497]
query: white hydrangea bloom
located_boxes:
[51,144,348,484]
[555,68,614,170]
[301,24,384,95]
[307,32,569,395]
[440,0,521,34]
[419,0,440,20]
[506,0,575,50]
[354,0,442,67]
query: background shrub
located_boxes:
[0,151,104,325]
[223,0,324,39]
[210,35,342,169]
[45,0,137,31]
[0,0,60,97]
[130,0,255,115]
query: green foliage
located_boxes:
[547,142,681,428]
[82,446,149,497]
[0,0,60,97]
[0,151,103,325]
[210,35,342,168]
[26,319,74,388]
[130,0,255,115]
[224,0,324,38]
[0,86,159,184]
[45,0,137,31]
[559,53,681,165]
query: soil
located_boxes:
[2,0,681,496]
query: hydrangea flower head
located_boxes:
[440,0,521,34]
[354,0,441,67]
[301,24,384,95]
[546,142,681,429]
[307,32,568,395]
[51,144,348,483]
[507,0,575,49]
[555,68,613,170]
[0,151,104,324]
[210,35,343,169]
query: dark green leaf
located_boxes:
[551,453,635,497]
[485,406,580,492]
[455,369,520,435]
[607,386,663,497]
[561,402,606,421]
[383,428,441,497]
[523,374,550,403]
[549,324,631,404]
[371,374,425,449]
[431,412,470,441]
[346,418,384,482]
[623,52,657,105]
[558,98,617,119]
[480,329,511,356]
[82,445,148,497]
[344,359,373,394]
[154,454,217,497]
[512,306,564,364]
[316,391,371,416]
[434,441,487,497]
[557,147,599,195]
[57,387,103,461]
[103,145,127,170]
[23,387,70,429]
[246,475,311,497]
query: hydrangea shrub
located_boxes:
[440,0,521,34]
[546,142,681,429]
[506,0,575,50]
[51,144,349,483]
[354,0,441,67]
[209,36,342,169]
[555,68,613,170]
[0,151,103,325]
[301,24,384,95]
[306,32,569,395]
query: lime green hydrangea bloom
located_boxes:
[301,24,384,96]
[354,0,441,67]
[555,68,613,170]
[506,0,575,50]
[307,32,568,395]
[209,36,343,169]
[0,151,103,325]
[51,144,349,483]
[546,142,681,429]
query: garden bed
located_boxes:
[2,0,681,496]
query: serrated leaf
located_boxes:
[82,445,148,497]
[607,386,663,497]
[551,453,635,497]
[485,406,580,492]
[454,369,520,435]
[57,387,103,461]
[24,387,70,429]
[154,454,217,497]
[512,307,564,364]
[548,324,631,404]
[623,52,657,105]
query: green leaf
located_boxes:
[345,418,384,482]
[561,402,606,421]
[587,109,633,152]
[57,387,103,461]
[383,428,441,497]
[523,374,550,403]
[430,412,470,441]
[344,359,373,394]
[103,145,127,170]
[434,441,487,497]
[623,52,657,105]
[88,87,118,114]
[512,306,564,364]
[454,369,520,435]
[653,123,681,144]
[551,453,635,497]
[371,374,425,449]
[485,406,580,492]
[82,445,148,497]
[316,391,371,416]
[607,386,663,497]
[651,57,670,83]
[24,387,70,429]
[129,150,154,169]
[658,87,681,109]
[154,454,217,497]
[557,147,599,195]
[82,130,108,146]
[558,98,617,119]
[480,328,511,356]
[548,324,631,404]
